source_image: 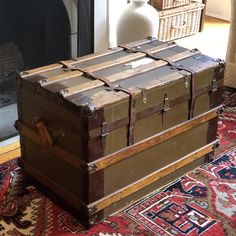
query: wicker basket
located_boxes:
[158,2,205,42]
[151,0,191,10]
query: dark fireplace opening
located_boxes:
[0,0,94,142]
[0,0,70,141]
[0,42,24,107]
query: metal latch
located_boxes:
[101,121,109,137]
[211,77,218,92]
[137,85,147,104]
[163,94,170,112]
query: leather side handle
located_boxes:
[35,119,53,146]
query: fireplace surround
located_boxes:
[0,0,95,141]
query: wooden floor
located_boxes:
[0,16,230,165]
[176,16,230,59]
[204,16,230,28]
[0,141,21,164]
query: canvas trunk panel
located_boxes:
[16,38,225,227]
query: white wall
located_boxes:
[64,0,128,54]
[108,0,128,48]
[94,0,128,52]
[94,0,109,52]
[206,0,231,21]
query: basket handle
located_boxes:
[171,20,187,29]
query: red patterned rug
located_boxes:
[0,110,236,236]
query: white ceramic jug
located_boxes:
[116,0,159,45]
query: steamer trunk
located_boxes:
[16,39,225,226]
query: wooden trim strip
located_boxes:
[98,43,179,74]
[165,49,200,62]
[22,48,123,79]
[119,42,176,54]
[107,50,198,83]
[20,42,171,80]
[88,106,221,173]
[121,38,154,48]
[82,52,144,72]
[62,60,165,97]
[40,71,83,86]
[145,42,177,54]
[16,121,87,171]
[73,48,123,64]
[21,64,63,78]
[88,140,218,214]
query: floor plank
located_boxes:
[0,142,20,164]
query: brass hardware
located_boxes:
[20,71,29,76]
[213,140,220,150]
[211,78,218,92]
[208,154,214,163]
[86,103,97,118]
[59,88,70,96]
[147,36,156,41]
[101,122,109,137]
[190,48,200,53]
[88,206,97,216]
[167,41,176,46]
[89,215,98,226]
[131,46,141,52]
[217,106,224,116]
[79,101,97,119]
[106,87,113,92]
[163,94,170,112]
[184,77,189,89]
[137,86,147,104]
[87,164,98,174]
[37,78,49,86]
